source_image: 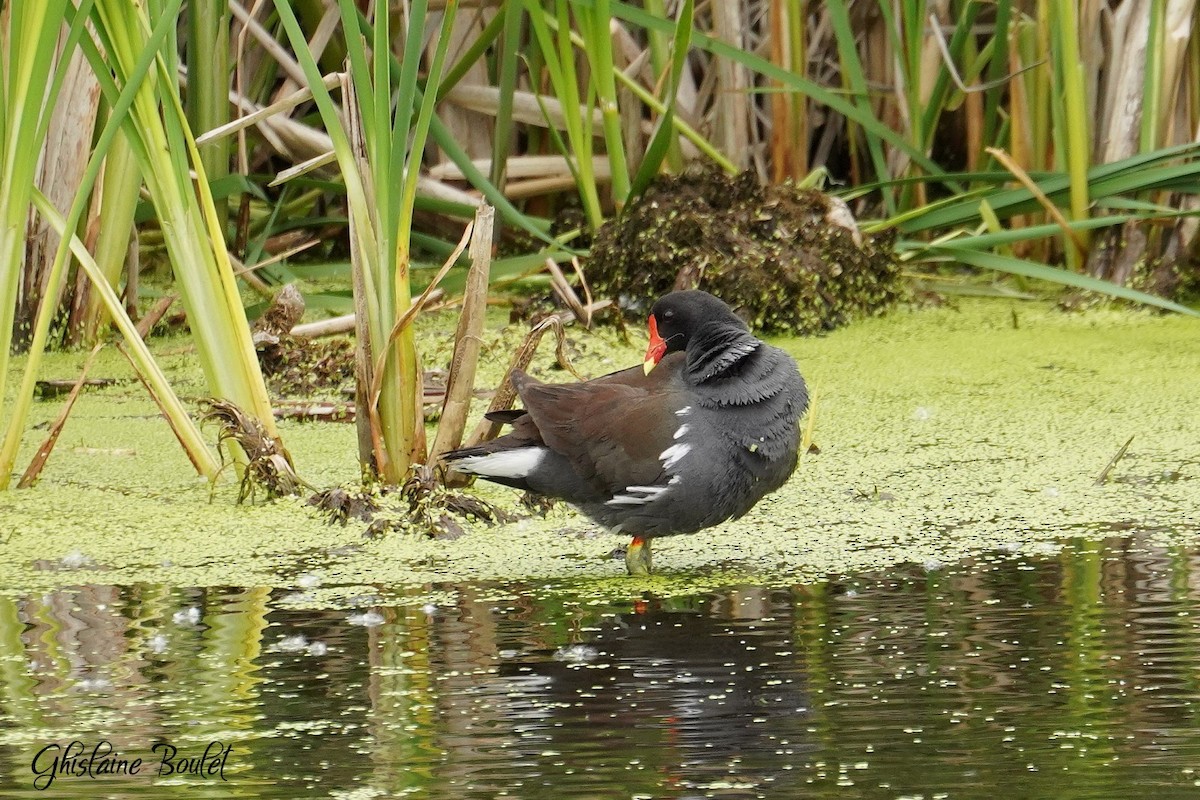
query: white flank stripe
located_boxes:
[673,424,690,440]
[607,484,668,506]
[675,406,692,417]
[452,447,545,479]
[659,442,691,470]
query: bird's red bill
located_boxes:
[643,314,667,375]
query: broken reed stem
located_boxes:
[459,301,608,450]
[289,289,445,339]
[18,295,178,488]
[542,255,596,327]
[986,146,1088,258]
[364,218,474,477]
[1094,434,1135,485]
[429,203,494,465]
[16,343,105,489]
[200,398,309,503]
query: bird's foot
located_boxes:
[625,536,652,576]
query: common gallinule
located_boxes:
[444,290,808,575]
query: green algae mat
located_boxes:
[1,299,1196,602]
[3,299,1200,800]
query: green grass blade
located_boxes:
[426,115,558,246]
[399,2,459,260]
[438,9,506,99]
[490,0,525,191]
[31,189,220,478]
[982,0,1011,152]
[629,0,693,199]
[895,210,1200,252]
[896,145,1200,233]
[824,0,895,212]
[1050,0,1091,262]
[928,244,1199,315]
[584,0,630,207]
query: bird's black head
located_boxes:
[644,290,750,371]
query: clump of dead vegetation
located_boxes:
[588,169,902,334]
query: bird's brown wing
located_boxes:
[513,355,688,497]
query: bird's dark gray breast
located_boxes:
[689,343,807,511]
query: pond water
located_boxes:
[2,299,1199,797]
[2,535,1200,798]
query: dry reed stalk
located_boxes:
[711,0,753,168]
[611,19,650,176]
[122,226,139,321]
[429,154,614,181]
[544,256,590,325]
[429,204,494,464]
[964,72,983,172]
[1159,0,1198,143]
[768,0,808,182]
[225,5,484,210]
[860,8,897,185]
[194,72,341,148]
[19,38,100,348]
[19,295,178,488]
[1079,0,1106,142]
[444,84,606,131]
[987,147,1088,258]
[289,290,446,339]
[17,342,105,488]
[458,304,605,451]
[1094,435,1135,485]
[209,80,480,207]
[1006,22,1045,261]
[917,5,942,109]
[504,175,604,200]
[1098,1,1150,163]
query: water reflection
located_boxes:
[440,596,814,797]
[0,536,1199,798]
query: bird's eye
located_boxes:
[662,309,674,319]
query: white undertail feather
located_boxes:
[452,447,546,479]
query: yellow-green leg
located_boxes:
[625,536,652,576]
